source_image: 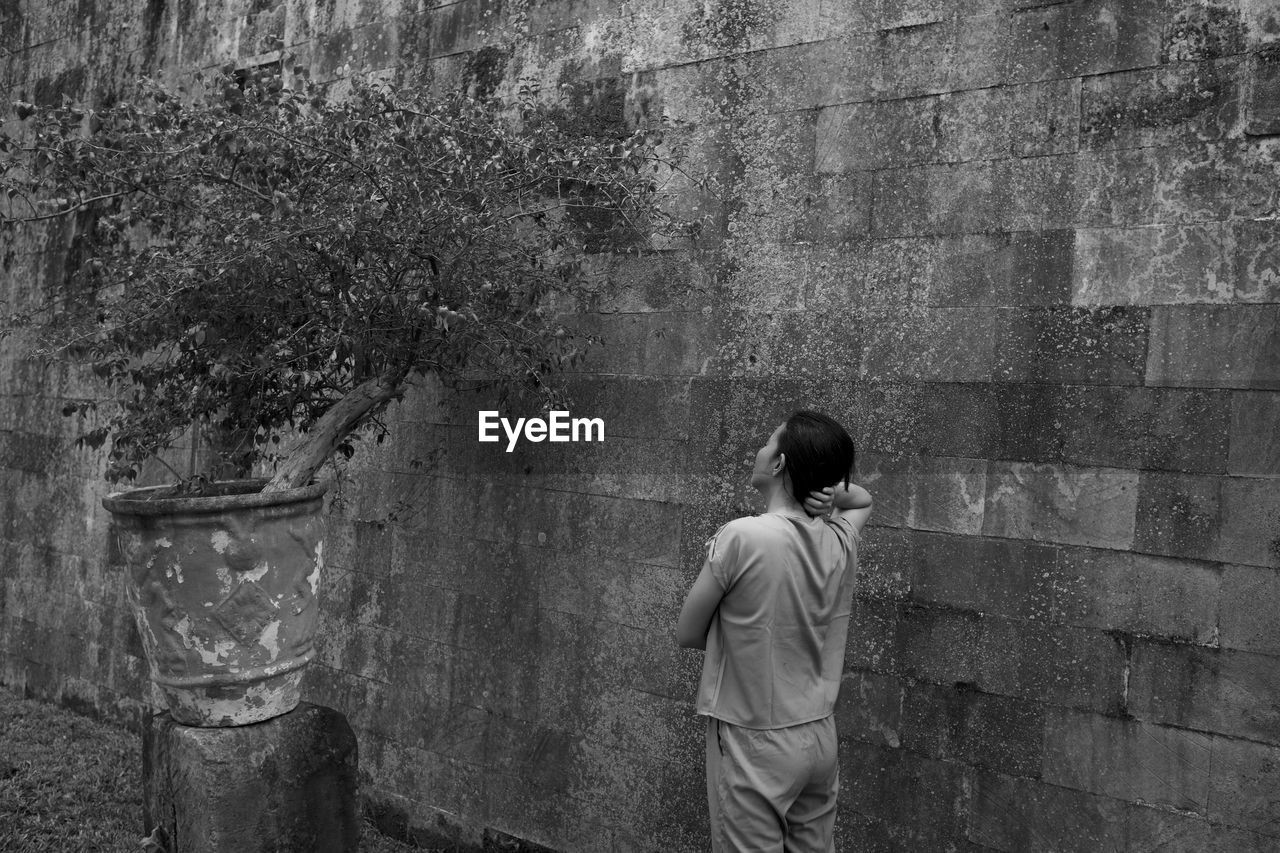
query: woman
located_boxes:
[677,411,873,853]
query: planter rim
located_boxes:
[102,478,328,516]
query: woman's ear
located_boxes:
[772,452,786,477]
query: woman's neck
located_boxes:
[762,483,806,516]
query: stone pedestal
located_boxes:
[143,703,359,853]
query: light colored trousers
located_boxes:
[705,715,839,853]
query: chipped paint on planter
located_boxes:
[104,479,327,727]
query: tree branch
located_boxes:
[263,372,405,492]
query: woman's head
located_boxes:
[752,410,854,504]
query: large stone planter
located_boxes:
[104,479,328,727]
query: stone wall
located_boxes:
[3,0,1280,850]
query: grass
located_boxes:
[0,686,422,852]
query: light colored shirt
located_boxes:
[695,512,859,729]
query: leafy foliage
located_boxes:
[1,69,672,485]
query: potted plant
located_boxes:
[1,69,672,725]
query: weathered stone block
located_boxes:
[911,454,988,534]
[376,692,491,765]
[500,483,683,567]
[1233,217,1280,303]
[854,525,913,601]
[991,383,1065,463]
[864,230,1074,309]
[895,603,981,684]
[840,740,969,840]
[620,622,692,701]
[1124,801,1280,853]
[857,451,912,529]
[1010,77,1082,157]
[747,39,873,111]
[1184,138,1271,220]
[872,0,990,30]
[982,461,1139,549]
[574,310,714,377]
[835,669,904,747]
[571,741,694,849]
[1069,145,1156,225]
[494,432,687,503]
[966,768,1127,853]
[1070,142,1246,227]
[800,173,873,244]
[1008,0,1167,83]
[847,597,900,674]
[818,85,1023,172]
[728,110,820,194]
[1148,305,1280,389]
[715,309,862,379]
[388,528,472,591]
[588,684,697,765]
[872,159,1009,238]
[1133,471,1223,560]
[817,100,921,174]
[0,430,61,474]
[917,382,1000,459]
[1041,708,1212,811]
[1220,563,1280,653]
[1058,386,1230,474]
[1020,153,1079,230]
[238,6,286,59]
[829,809,896,853]
[857,308,992,383]
[428,0,502,57]
[1229,392,1280,476]
[311,27,356,80]
[1247,44,1280,135]
[1010,229,1077,305]
[143,703,359,853]
[1207,735,1280,834]
[863,164,923,238]
[354,19,401,69]
[881,13,1008,98]
[899,683,1044,777]
[993,305,1150,385]
[363,740,487,829]
[932,85,1017,164]
[873,20,958,100]
[918,309,1000,383]
[1050,547,1220,644]
[1081,59,1242,151]
[1129,641,1280,743]
[685,376,853,462]
[519,0,610,37]
[911,532,1057,621]
[300,661,363,711]
[1166,1,1249,60]
[1218,476,1280,567]
[975,618,1126,712]
[539,549,679,630]
[1072,223,1237,306]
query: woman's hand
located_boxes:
[806,482,874,518]
[804,486,836,517]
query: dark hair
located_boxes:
[777,410,855,505]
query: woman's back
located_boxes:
[696,512,859,729]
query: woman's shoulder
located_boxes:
[822,513,861,549]
[716,515,767,539]
[711,514,782,545]
[726,513,820,545]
